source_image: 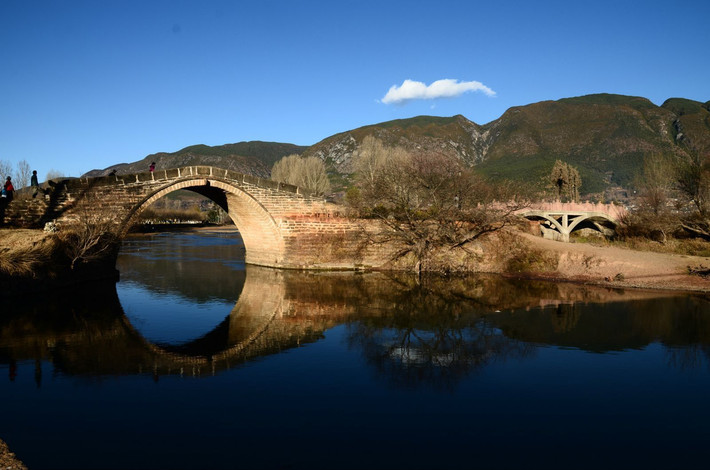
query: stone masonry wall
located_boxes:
[2,167,397,270]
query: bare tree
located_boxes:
[58,195,123,270]
[270,154,300,183]
[352,136,401,188]
[549,160,581,202]
[300,157,332,195]
[350,140,526,273]
[15,160,32,189]
[350,135,412,202]
[0,159,12,180]
[636,154,675,215]
[674,148,710,239]
[677,149,710,217]
[46,169,65,181]
[271,154,331,195]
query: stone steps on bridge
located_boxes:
[1,191,73,228]
[2,197,48,228]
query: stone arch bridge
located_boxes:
[6,166,379,269]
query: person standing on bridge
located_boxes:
[0,176,13,225]
[3,176,14,203]
[31,170,39,198]
[149,162,155,173]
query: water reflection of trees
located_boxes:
[348,320,533,391]
[346,279,536,391]
[665,344,710,371]
[342,274,710,388]
[649,298,710,371]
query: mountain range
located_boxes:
[83,141,308,179]
[85,93,710,196]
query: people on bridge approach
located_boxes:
[2,177,13,203]
[31,170,39,198]
[0,176,13,226]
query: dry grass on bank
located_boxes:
[0,439,27,470]
[569,233,710,258]
[611,237,710,257]
[0,229,58,277]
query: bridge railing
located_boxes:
[73,166,320,198]
[526,201,627,221]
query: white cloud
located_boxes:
[381,79,496,105]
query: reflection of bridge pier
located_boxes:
[226,268,286,347]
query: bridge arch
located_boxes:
[122,176,286,266]
[523,210,618,242]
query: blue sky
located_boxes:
[1,0,709,179]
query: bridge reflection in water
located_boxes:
[2,266,709,386]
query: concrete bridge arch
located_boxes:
[523,210,619,242]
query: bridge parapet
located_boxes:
[527,201,627,222]
[71,166,317,198]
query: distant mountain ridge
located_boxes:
[84,94,710,196]
[304,94,710,194]
[83,141,308,179]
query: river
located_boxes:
[1,228,709,469]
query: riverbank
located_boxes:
[510,232,710,293]
[0,228,119,295]
[1,227,709,294]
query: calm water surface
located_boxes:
[1,229,709,469]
